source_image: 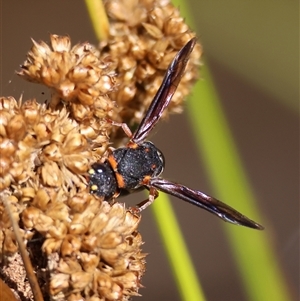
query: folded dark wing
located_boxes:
[150,177,264,230]
[132,38,197,143]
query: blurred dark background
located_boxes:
[1,1,298,301]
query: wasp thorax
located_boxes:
[112,141,165,190]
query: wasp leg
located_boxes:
[131,187,159,213]
[106,119,133,138]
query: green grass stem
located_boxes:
[84,1,292,300]
[151,193,206,301]
[188,64,292,301]
[84,0,109,41]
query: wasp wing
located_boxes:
[132,38,197,144]
[150,178,264,230]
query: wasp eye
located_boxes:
[152,148,164,177]
[156,148,165,166]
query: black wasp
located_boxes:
[88,38,263,230]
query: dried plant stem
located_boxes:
[0,279,18,301]
[2,194,44,301]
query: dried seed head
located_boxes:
[0,96,109,195]
[43,199,145,300]
[18,34,117,122]
[0,97,145,299]
[0,95,144,299]
[101,0,202,133]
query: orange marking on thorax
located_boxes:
[116,172,125,188]
[108,154,118,170]
[108,154,126,188]
[127,141,139,149]
[142,175,151,185]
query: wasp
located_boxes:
[88,38,263,230]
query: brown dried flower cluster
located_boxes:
[18,34,117,123]
[101,0,202,128]
[0,95,145,300]
[1,0,201,300]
